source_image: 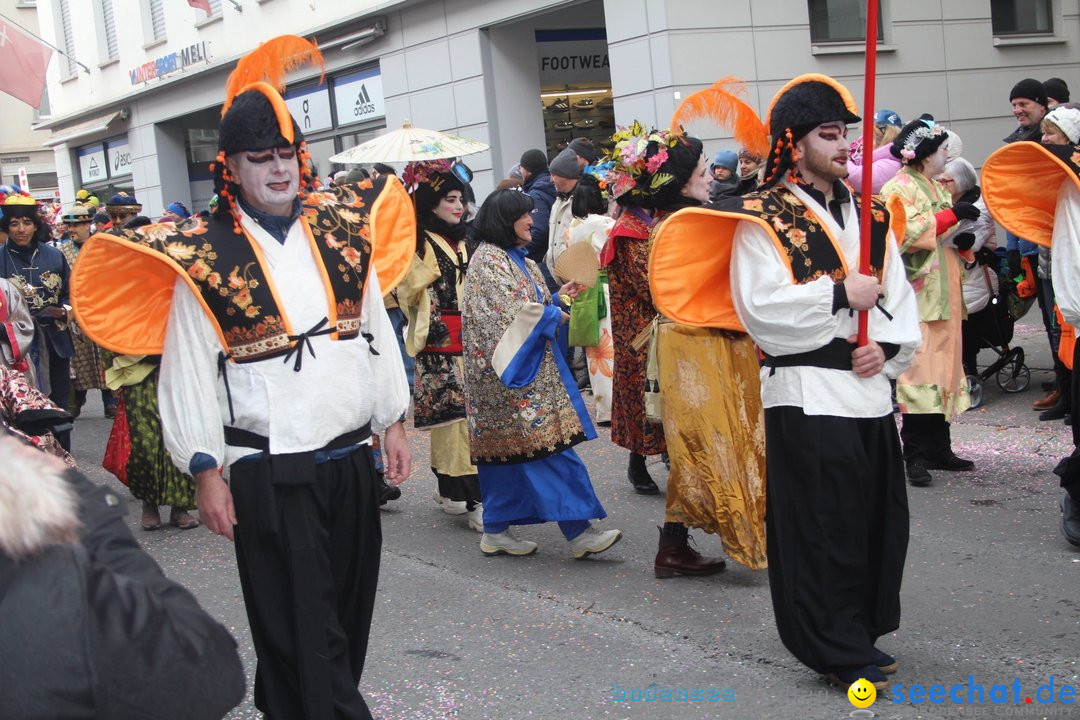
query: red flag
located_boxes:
[188,0,212,13]
[0,20,52,109]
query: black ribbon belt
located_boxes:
[224,423,372,537]
[763,337,854,375]
[224,423,371,455]
[283,316,334,372]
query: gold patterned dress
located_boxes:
[657,324,767,569]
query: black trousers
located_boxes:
[435,470,481,509]
[231,447,382,720]
[765,407,909,673]
[47,349,71,451]
[900,412,951,463]
[1057,336,1080,501]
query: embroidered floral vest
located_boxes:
[108,182,378,363]
[724,185,890,284]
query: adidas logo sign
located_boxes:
[353,84,377,118]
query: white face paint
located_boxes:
[226,146,300,216]
[681,153,711,203]
[919,143,948,179]
[433,190,465,226]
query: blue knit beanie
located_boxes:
[711,149,738,173]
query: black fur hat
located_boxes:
[761,74,861,188]
[768,75,861,143]
[218,89,304,154]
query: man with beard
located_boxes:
[725,75,921,689]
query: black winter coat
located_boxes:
[0,435,245,719]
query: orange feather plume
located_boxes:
[222,35,325,116]
[669,77,770,160]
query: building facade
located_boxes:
[0,0,58,202]
[33,0,1079,217]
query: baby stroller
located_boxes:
[963,253,1033,408]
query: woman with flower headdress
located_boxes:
[881,117,974,486]
[604,122,681,495]
[398,160,483,530]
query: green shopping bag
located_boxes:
[568,283,600,347]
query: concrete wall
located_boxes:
[34,0,1080,208]
[0,0,57,198]
[605,0,1080,169]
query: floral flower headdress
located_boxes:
[603,121,681,200]
[402,159,454,194]
[583,160,615,199]
[900,120,946,161]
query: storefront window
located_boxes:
[535,29,613,160]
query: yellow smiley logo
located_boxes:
[847,678,877,708]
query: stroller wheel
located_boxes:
[996,360,1031,393]
[966,374,983,409]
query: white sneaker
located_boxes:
[467,504,484,533]
[432,492,468,515]
[480,530,538,556]
[568,525,623,559]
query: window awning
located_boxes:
[44,111,123,148]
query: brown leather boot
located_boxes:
[654,526,726,579]
[1033,388,1062,410]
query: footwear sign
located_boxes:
[333,67,386,125]
[535,28,610,86]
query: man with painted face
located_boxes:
[69,37,414,720]
[726,76,921,690]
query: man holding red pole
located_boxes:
[726,75,922,689]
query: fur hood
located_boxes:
[0,436,80,560]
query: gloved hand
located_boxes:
[953,232,976,251]
[974,246,996,266]
[1007,249,1022,279]
[952,201,981,221]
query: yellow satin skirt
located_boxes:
[658,324,768,570]
[430,419,477,477]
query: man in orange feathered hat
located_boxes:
[70,36,416,719]
[653,74,922,691]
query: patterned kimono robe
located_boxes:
[881,166,971,418]
[398,230,478,486]
[462,241,605,525]
[58,240,108,393]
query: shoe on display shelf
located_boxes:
[545,97,570,113]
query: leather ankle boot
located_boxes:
[628,453,660,495]
[654,527,726,578]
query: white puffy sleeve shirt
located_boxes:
[730,181,922,418]
[159,209,410,473]
[1052,181,1080,327]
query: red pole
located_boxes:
[857,0,879,347]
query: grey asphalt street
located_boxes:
[68,316,1079,720]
